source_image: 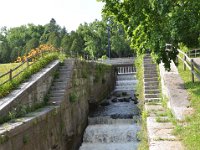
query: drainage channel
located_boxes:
[79,68,141,150]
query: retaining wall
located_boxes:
[0,59,115,150]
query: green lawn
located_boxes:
[0,63,20,74]
[176,60,200,150]
[0,63,27,85]
[0,53,59,98]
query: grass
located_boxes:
[0,63,20,74]
[0,63,27,84]
[174,59,200,150]
[135,54,149,150]
[0,52,59,98]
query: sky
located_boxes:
[0,0,104,31]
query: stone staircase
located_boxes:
[143,55,161,103]
[48,59,73,106]
[143,55,184,150]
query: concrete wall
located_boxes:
[0,59,115,150]
[0,60,60,118]
[159,61,192,120]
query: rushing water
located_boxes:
[79,72,140,150]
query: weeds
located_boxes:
[135,54,149,150]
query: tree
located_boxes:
[0,40,11,63]
[97,0,200,69]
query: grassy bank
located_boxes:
[175,60,200,150]
[0,52,60,98]
[135,54,149,150]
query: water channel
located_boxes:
[79,67,140,150]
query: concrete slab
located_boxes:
[149,141,184,150]
[159,62,193,120]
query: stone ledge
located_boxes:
[149,141,184,150]
[159,62,193,120]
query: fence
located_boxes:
[177,49,200,83]
[187,49,200,58]
[0,50,59,87]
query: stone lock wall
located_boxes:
[0,59,115,150]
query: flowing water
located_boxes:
[79,71,140,150]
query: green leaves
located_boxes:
[98,0,200,69]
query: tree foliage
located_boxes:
[98,0,200,69]
[0,17,132,63]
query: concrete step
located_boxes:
[144,67,157,70]
[144,86,159,90]
[144,74,158,78]
[145,94,160,99]
[145,98,161,103]
[50,92,65,97]
[144,72,158,75]
[144,68,157,72]
[59,67,71,71]
[144,64,157,68]
[58,74,71,79]
[53,80,68,84]
[145,89,160,94]
[144,82,159,87]
[143,61,154,63]
[51,84,66,90]
[144,77,159,82]
[79,142,138,150]
[59,70,71,75]
[144,70,157,74]
[50,89,65,93]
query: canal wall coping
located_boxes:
[159,61,193,120]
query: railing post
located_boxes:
[191,59,194,83]
[9,69,12,81]
[194,49,197,58]
[183,55,186,71]
[26,58,29,68]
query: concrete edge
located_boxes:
[159,61,194,121]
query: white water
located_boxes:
[79,71,140,150]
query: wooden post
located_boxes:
[183,55,186,71]
[26,58,29,68]
[9,69,12,81]
[191,59,194,83]
[195,49,197,58]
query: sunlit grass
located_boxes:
[175,59,200,150]
[0,53,59,98]
[0,63,27,85]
